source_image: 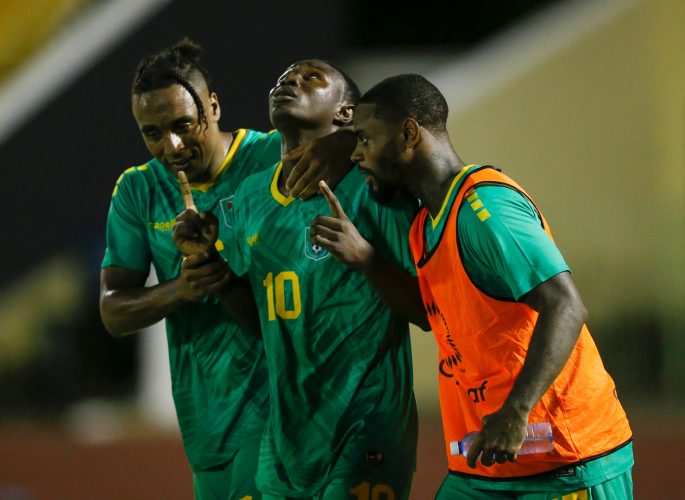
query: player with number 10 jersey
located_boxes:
[218,60,419,498]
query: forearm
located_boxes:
[214,277,262,338]
[501,300,586,417]
[100,279,186,337]
[361,251,430,331]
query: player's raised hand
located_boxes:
[284,129,356,199]
[178,170,198,212]
[173,171,219,257]
[309,180,374,269]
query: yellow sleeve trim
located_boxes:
[215,239,225,252]
[477,209,491,221]
[430,164,478,228]
[189,128,248,192]
[270,162,295,206]
[470,199,483,211]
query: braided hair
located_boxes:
[132,37,212,129]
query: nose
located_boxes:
[351,142,364,163]
[163,132,184,157]
[282,70,301,87]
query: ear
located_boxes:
[209,92,221,123]
[401,118,421,148]
[334,104,355,126]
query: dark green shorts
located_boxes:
[435,442,634,500]
[262,474,414,500]
[435,470,632,499]
[193,434,262,500]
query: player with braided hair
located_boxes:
[100,38,357,499]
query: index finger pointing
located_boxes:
[178,171,198,212]
[318,180,345,219]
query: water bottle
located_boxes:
[450,422,554,456]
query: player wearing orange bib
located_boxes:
[312,74,633,499]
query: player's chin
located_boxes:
[182,164,208,183]
[368,181,400,205]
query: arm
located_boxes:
[100,172,230,336]
[310,181,430,330]
[172,181,261,337]
[213,277,261,338]
[284,128,357,199]
[358,249,430,331]
[99,253,231,337]
[466,271,588,468]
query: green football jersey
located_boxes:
[102,129,280,471]
[220,162,419,496]
[424,164,569,300]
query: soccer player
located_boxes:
[175,60,421,499]
[99,39,356,500]
[312,74,634,499]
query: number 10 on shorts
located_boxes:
[350,482,395,500]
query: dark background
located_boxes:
[0,0,563,410]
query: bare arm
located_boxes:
[310,181,430,330]
[466,271,588,468]
[213,277,261,338]
[171,187,262,338]
[99,254,231,337]
[357,249,430,331]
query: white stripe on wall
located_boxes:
[0,0,172,145]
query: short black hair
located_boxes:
[360,74,448,132]
[132,37,212,128]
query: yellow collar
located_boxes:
[270,161,296,206]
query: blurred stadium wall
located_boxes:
[442,0,685,400]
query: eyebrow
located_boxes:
[141,116,194,131]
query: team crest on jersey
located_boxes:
[219,195,234,228]
[304,227,330,261]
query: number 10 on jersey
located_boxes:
[262,271,302,320]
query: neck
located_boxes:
[277,123,339,192]
[409,138,465,217]
[203,130,233,181]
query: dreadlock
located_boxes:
[132,37,212,129]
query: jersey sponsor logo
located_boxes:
[219,195,235,228]
[439,353,465,381]
[303,227,330,261]
[246,233,259,246]
[148,218,176,231]
[467,380,488,403]
[427,300,463,368]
